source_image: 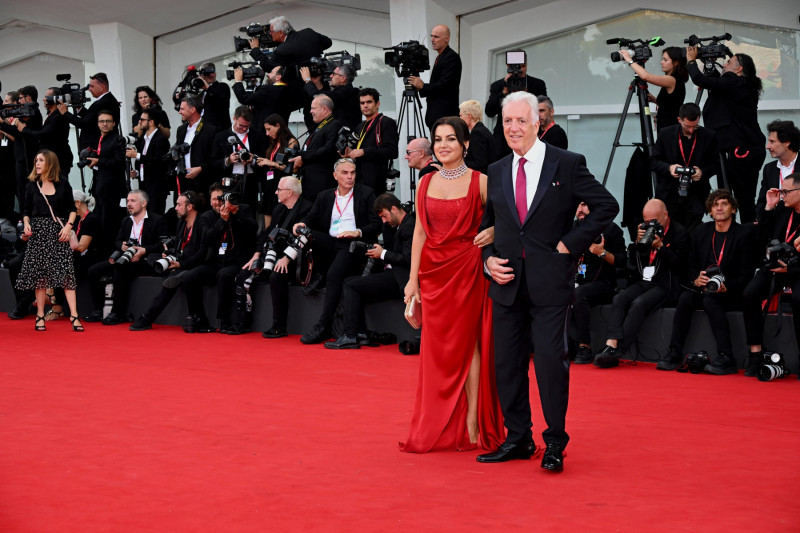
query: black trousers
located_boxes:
[742,269,800,350]
[144,266,217,322]
[721,146,766,224]
[268,267,297,329]
[88,259,154,315]
[606,281,669,353]
[669,289,739,355]
[310,232,361,328]
[341,270,401,337]
[493,274,571,449]
[571,280,614,345]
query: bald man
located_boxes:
[594,199,689,368]
[408,24,462,129]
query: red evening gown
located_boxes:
[400,170,506,453]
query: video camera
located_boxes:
[233,23,278,53]
[764,239,800,270]
[76,148,99,169]
[505,50,527,93]
[684,33,733,64]
[225,61,265,90]
[608,36,665,65]
[0,102,37,119]
[384,40,430,81]
[299,51,361,80]
[45,74,90,107]
[171,66,208,111]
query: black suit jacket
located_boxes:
[233,82,292,127]
[173,216,208,270]
[20,109,72,170]
[299,117,343,200]
[626,219,690,297]
[382,211,415,287]
[202,81,232,131]
[92,131,127,201]
[133,130,171,194]
[688,221,756,294]
[465,121,495,173]
[65,93,121,150]
[650,125,719,204]
[485,75,547,159]
[200,206,258,268]
[114,212,167,254]
[539,123,568,150]
[211,128,268,206]
[481,145,618,306]
[353,114,399,194]
[420,46,462,128]
[302,184,381,242]
[175,119,218,194]
[251,28,332,79]
[304,82,362,130]
[257,197,314,254]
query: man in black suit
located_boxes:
[0,90,40,207]
[17,86,44,132]
[126,109,171,215]
[175,95,218,195]
[293,158,381,344]
[58,72,120,150]
[289,94,342,201]
[14,87,73,177]
[342,88,399,195]
[485,51,547,160]
[301,65,361,131]
[477,92,618,471]
[537,96,568,150]
[404,137,437,177]
[650,102,719,231]
[85,189,166,324]
[408,25,462,129]
[756,120,799,217]
[211,106,267,212]
[199,62,231,131]
[232,65,292,127]
[325,193,414,349]
[458,99,495,173]
[249,16,332,87]
[85,110,127,248]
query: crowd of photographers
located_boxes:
[0,16,798,379]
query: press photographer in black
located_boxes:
[126,109,171,215]
[232,65,292,127]
[687,47,766,223]
[0,90,39,207]
[58,72,120,150]
[756,120,799,216]
[341,88,399,195]
[407,24,462,129]
[288,94,342,201]
[84,111,127,248]
[301,64,361,130]
[175,95,218,195]
[537,96,568,150]
[660,189,756,373]
[650,102,719,231]
[742,174,800,377]
[13,87,73,178]
[198,62,231,131]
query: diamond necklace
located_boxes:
[439,163,468,180]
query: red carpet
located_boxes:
[1,317,799,532]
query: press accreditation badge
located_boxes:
[642,265,655,281]
[1,138,7,147]
[218,242,227,255]
[577,264,587,277]
[266,171,274,181]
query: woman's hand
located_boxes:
[58,225,71,242]
[23,222,32,237]
[404,278,421,304]
[474,226,494,247]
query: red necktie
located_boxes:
[515,157,528,224]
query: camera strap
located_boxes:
[356,115,380,149]
[180,224,193,250]
[712,231,727,266]
[678,132,696,167]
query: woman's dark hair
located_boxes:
[431,116,470,160]
[735,53,763,97]
[132,86,163,113]
[263,114,296,153]
[663,46,688,83]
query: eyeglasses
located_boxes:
[405,149,423,156]
[336,158,355,164]
[780,188,800,197]
[275,188,290,192]
[98,119,114,124]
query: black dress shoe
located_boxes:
[183,315,197,333]
[300,323,332,344]
[262,327,288,339]
[593,345,621,368]
[541,442,564,472]
[129,316,153,331]
[226,324,250,335]
[324,334,361,350]
[476,440,536,463]
[83,310,103,323]
[101,312,124,325]
[574,345,593,364]
[196,319,216,333]
[8,305,28,320]
[302,272,324,296]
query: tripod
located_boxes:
[396,79,427,208]
[602,73,657,192]
[693,60,730,191]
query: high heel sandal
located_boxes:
[69,316,84,332]
[35,315,46,331]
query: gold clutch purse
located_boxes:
[404,298,422,329]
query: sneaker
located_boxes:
[744,352,761,377]
[657,347,684,371]
[129,315,153,331]
[593,345,621,368]
[704,352,738,375]
[574,345,593,364]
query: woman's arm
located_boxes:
[620,50,677,92]
[404,186,426,304]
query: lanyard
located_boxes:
[239,132,248,147]
[538,122,555,139]
[678,133,697,167]
[181,224,193,250]
[786,211,800,243]
[96,136,103,155]
[270,143,281,161]
[356,116,378,149]
[334,189,353,219]
[779,160,796,187]
[305,115,334,148]
[649,220,670,265]
[131,218,144,242]
[711,231,727,266]
[76,214,85,236]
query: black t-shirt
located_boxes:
[76,211,100,241]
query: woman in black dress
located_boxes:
[17,149,82,331]
[131,86,171,138]
[620,46,687,134]
[256,114,299,227]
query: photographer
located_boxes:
[485,50,547,159]
[229,176,312,337]
[293,158,381,344]
[660,190,756,372]
[408,25,462,129]
[756,120,799,217]
[571,202,626,364]
[537,96,568,150]
[650,102,719,231]
[687,48,766,223]
[742,173,800,376]
[127,109,171,215]
[289,94,342,201]
[324,193,414,349]
[58,72,120,150]
[341,88,399,195]
[594,199,689,368]
[232,65,292,128]
[129,191,209,331]
[198,62,231,131]
[458,99,495,173]
[131,86,170,139]
[0,91,39,208]
[84,190,166,325]
[14,87,73,178]
[0,92,18,217]
[301,65,361,130]
[85,111,127,248]
[211,106,267,212]
[17,86,44,131]
[174,95,218,195]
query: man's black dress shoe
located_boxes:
[541,442,564,472]
[302,273,324,296]
[101,312,125,325]
[129,316,153,331]
[262,327,288,339]
[83,310,104,323]
[593,345,621,368]
[300,323,332,344]
[8,305,29,320]
[324,334,361,350]
[476,440,536,463]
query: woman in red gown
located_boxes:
[401,117,505,453]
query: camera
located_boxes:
[675,166,694,197]
[153,236,181,274]
[227,135,255,167]
[386,166,400,193]
[638,219,665,248]
[255,227,293,273]
[222,191,240,206]
[607,36,665,65]
[285,225,312,261]
[0,102,37,119]
[384,40,430,81]
[171,66,206,111]
[684,33,733,64]
[703,265,725,293]
[335,126,360,153]
[278,147,301,175]
[225,61,264,90]
[233,22,277,52]
[764,239,799,270]
[757,351,791,382]
[165,142,190,177]
[109,239,140,265]
[677,351,710,374]
[76,148,99,169]
[47,74,90,107]
[349,240,376,277]
[505,50,527,93]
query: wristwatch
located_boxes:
[627,60,634,65]
[598,251,608,258]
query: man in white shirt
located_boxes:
[127,110,171,214]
